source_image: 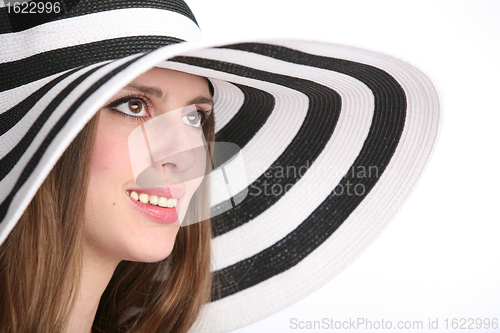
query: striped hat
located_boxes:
[0,1,442,332]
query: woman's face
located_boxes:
[84,67,212,263]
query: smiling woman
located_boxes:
[82,68,214,332]
[85,68,212,264]
[0,0,441,332]
[0,67,215,333]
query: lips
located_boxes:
[126,186,185,224]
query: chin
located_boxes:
[125,229,178,263]
[132,252,173,264]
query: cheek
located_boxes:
[91,127,130,174]
[85,121,133,226]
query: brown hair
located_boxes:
[0,108,214,333]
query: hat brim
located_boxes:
[0,39,441,332]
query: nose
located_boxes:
[158,122,198,174]
[129,107,207,188]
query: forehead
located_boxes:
[129,67,211,100]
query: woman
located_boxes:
[1,67,214,332]
[0,0,441,332]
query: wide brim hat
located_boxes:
[0,1,441,332]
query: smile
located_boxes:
[127,191,178,208]
[125,187,185,224]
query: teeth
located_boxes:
[158,197,168,208]
[139,193,149,204]
[130,191,139,201]
[149,195,158,206]
[128,191,177,208]
[166,198,174,208]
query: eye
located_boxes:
[182,110,203,128]
[112,99,149,118]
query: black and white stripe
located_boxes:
[0,9,201,91]
[168,46,406,288]
[155,42,439,332]
[0,0,198,33]
[0,4,441,331]
[186,48,375,270]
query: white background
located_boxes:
[185,1,500,332]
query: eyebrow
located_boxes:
[124,83,213,107]
[125,84,166,102]
[186,96,213,107]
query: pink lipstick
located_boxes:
[126,186,184,224]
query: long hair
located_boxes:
[0,106,215,333]
[0,114,98,332]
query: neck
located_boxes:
[66,250,120,333]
